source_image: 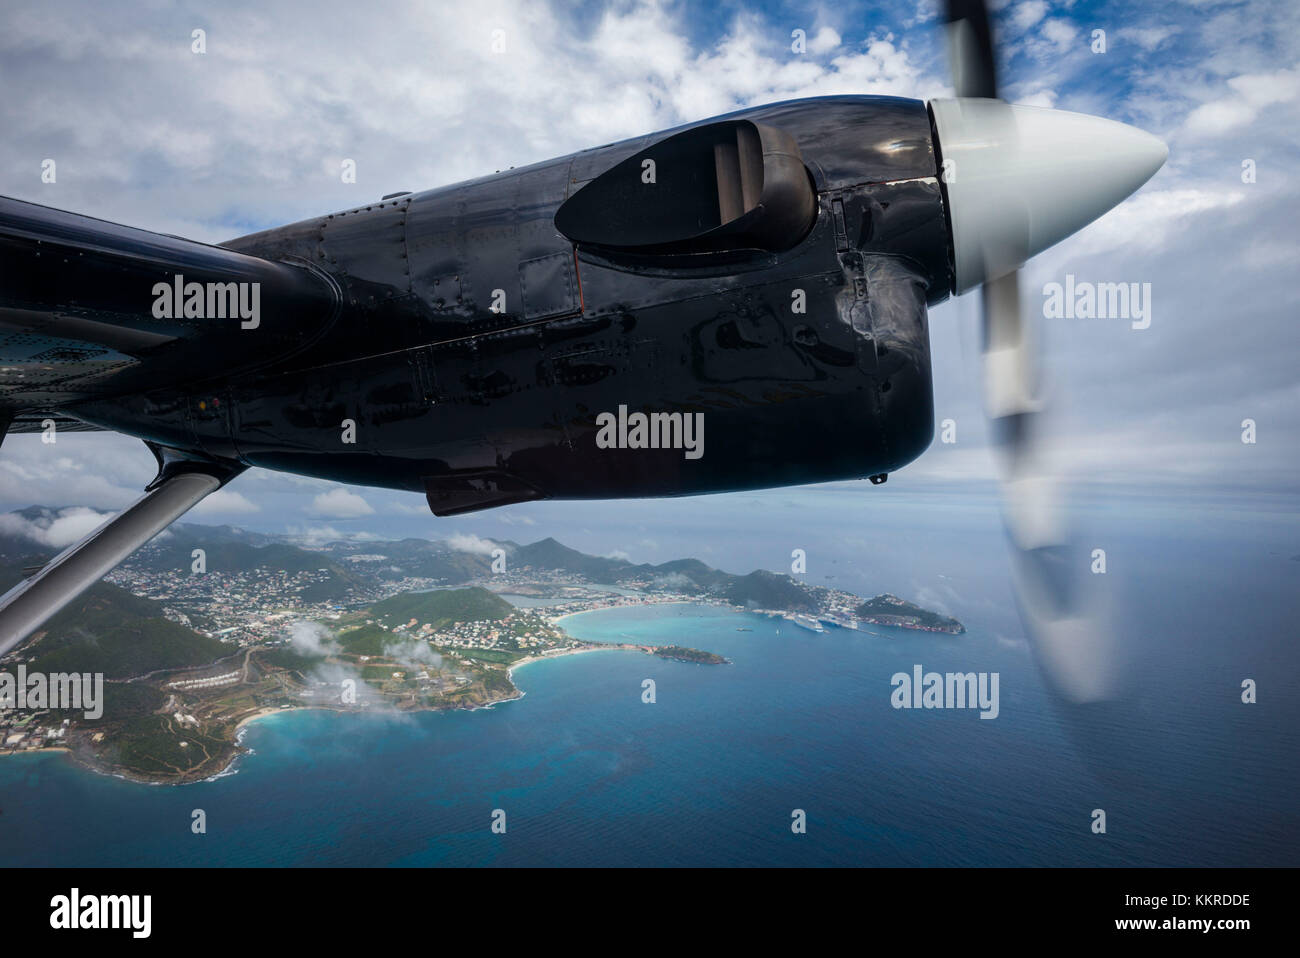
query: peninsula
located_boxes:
[0,508,963,784]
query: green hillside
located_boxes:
[368,587,514,630]
[856,594,965,633]
[364,539,493,582]
[723,570,817,611]
[513,537,631,581]
[130,535,366,596]
[336,623,392,656]
[21,582,236,679]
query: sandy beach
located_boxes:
[506,645,616,678]
[0,745,70,759]
[234,705,290,733]
[550,598,714,626]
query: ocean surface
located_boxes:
[1,491,1297,866]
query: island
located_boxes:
[855,594,966,634]
[651,645,729,665]
[0,506,963,784]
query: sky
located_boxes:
[0,0,1297,564]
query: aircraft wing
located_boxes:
[0,194,339,423]
[4,414,105,434]
[0,194,339,654]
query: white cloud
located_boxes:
[496,513,537,526]
[1183,67,1300,138]
[1040,18,1079,52]
[1012,2,1049,31]
[0,0,947,245]
[0,506,112,549]
[191,489,261,515]
[446,532,500,556]
[288,620,338,657]
[807,27,842,56]
[286,524,346,546]
[311,488,375,518]
[1014,88,1058,108]
[1042,188,1249,259]
[0,434,150,510]
[1118,26,1179,51]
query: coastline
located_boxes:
[232,639,712,735]
[234,706,288,734]
[21,603,733,787]
[0,745,71,759]
[506,644,617,678]
[551,598,719,627]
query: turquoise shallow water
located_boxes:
[1,581,1296,865]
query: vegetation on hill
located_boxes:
[368,587,513,630]
[78,681,167,727]
[336,623,393,657]
[723,570,817,611]
[513,537,630,581]
[362,539,493,582]
[652,645,727,664]
[855,594,965,633]
[21,583,235,679]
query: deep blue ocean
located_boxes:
[1,490,1297,866]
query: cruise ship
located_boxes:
[789,614,825,634]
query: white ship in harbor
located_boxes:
[789,613,825,633]
[823,615,860,631]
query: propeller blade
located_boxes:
[981,271,1040,423]
[944,0,999,99]
[981,269,1119,702]
[937,1,1129,703]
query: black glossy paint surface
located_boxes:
[3,95,948,513]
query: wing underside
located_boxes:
[0,194,338,427]
[0,194,339,650]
